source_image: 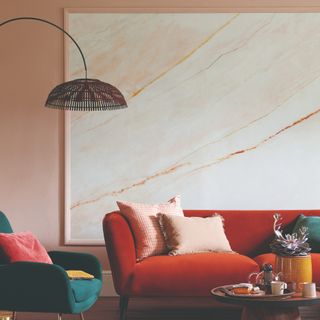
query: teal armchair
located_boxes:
[0,211,102,319]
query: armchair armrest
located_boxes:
[0,262,74,313]
[48,251,102,280]
[103,212,136,295]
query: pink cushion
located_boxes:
[117,196,184,261]
[0,232,52,264]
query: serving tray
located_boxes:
[218,285,295,299]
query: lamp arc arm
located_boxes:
[0,16,87,79]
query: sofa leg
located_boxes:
[119,296,129,320]
[12,312,16,320]
[80,312,85,320]
[57,313,62,320]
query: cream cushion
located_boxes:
[159,214,233,255]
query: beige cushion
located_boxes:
[159,214,233,256]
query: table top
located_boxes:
[211,286,320,308]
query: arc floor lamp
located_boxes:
[0,16,128,111]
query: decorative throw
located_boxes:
[159,213,233,256]
[117,195,184,260]
[0,231,53,264]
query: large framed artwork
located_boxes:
[65,8,320,245]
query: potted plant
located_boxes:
[270,213,312,290]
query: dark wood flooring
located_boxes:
[13,297,320,320]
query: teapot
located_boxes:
[248,264,282,293]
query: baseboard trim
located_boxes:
[101,270,118,297]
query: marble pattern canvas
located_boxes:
[66,12,320,244]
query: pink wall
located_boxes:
[1,0,320,269]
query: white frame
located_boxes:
[63,6,320,245]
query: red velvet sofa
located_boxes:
[103,210,320,319]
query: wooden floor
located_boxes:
[13,297,320,320]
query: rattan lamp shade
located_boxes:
[1,17,128,111]
[46,78,127,111]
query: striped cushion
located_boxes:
[117,196,183,261]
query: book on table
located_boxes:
[66,270,94,280]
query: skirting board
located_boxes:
[101,270,117,297]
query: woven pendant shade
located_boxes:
[1,17,128,111]
[45,78,127,111]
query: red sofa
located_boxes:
[103,210,320,319]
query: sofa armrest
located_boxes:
[103,212,136,295]
[48,251,102,280]
[0,262,74,313]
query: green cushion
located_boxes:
[0,212,13,264]
[70,279,102,303]
[0,211,13,233]
[293,215,320,252]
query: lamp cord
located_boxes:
[0,16,88,79]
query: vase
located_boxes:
[275,255,312,292]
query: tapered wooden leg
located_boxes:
[241,306,300,320]
[12,312,16,320]
[57,314,62,320]
[80,313,85,320]
[119,296,129,320]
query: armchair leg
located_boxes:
[12,312,16,320]
[119,296,129,320]
[80,313,85,320]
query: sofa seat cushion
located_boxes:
[254,253,320,284]
[129,253,259,296]
[70,279,102,303]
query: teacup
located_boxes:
[271,281,287,295]
[300,282,317,298]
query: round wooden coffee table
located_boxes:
[211,286,320,320]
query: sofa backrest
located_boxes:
[109,209,320,258]
[184,210,320,257]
